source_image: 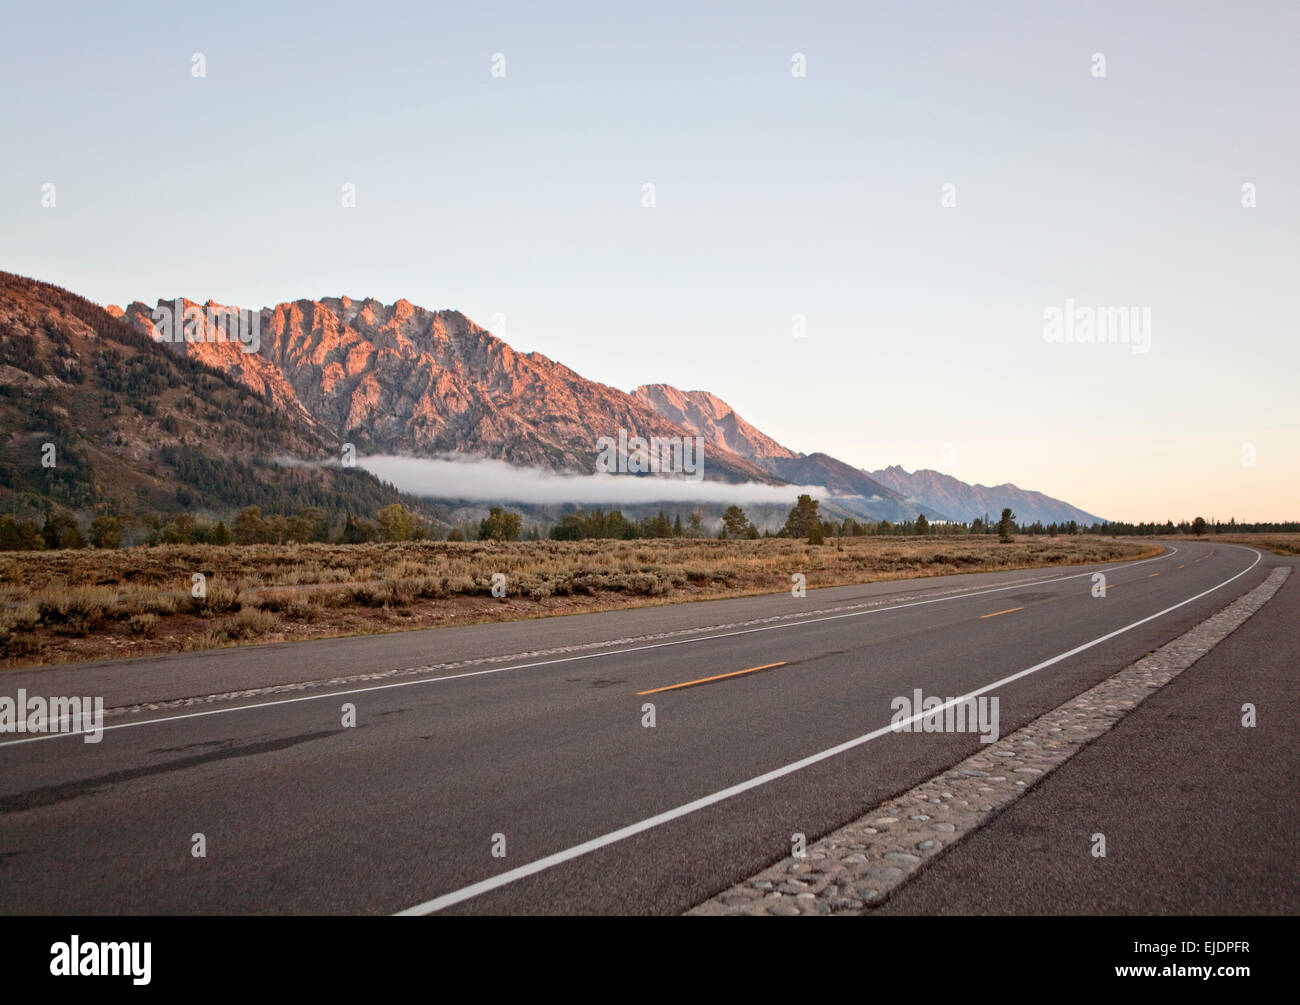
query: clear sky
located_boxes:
[2,1,1296,521]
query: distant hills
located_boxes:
[866,465,1102,526]
[632,385,1101,525]
[0,271,1103,526]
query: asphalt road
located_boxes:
[0,540,1281,914]
[879,550,1299,915]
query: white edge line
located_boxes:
[394,546,1260,915]
[0,547,1179,748]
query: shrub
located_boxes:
[188,585,242,617]
[620,573,666,596]
[386,578,416,606]
[526,580,554,600]
[110,588,178,619]
[346,583,387,607]
[0,603,39,633]
[221,607,279,639]
[411,576,447,600]
[127,613,158,636]
[571,572,608,596]
[185,626,230,651]
[38,586,115,636]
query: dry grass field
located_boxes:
[0,535,1161,669]
[1163,533,1300,557]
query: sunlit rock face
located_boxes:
[121,296,777,482]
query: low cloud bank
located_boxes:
[355,454,829,507]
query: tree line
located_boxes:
[2,498,1293,551]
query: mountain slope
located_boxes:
[631,384,799,467]
[0,272,423,521]
[868,465,1103,525]
[120,299,777,484]
[760,454,948,522]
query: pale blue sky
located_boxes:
[3,1,1297,520]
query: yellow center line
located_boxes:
[636,662,787,695]
[1147,573,1159,578]
[980,606,1024,619]
[1178,564,1185,569]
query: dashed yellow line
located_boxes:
[1147,573,1159,578]
[636,662,787,695]
[980,606,1025,619]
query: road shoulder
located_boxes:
[689,559,1294,915]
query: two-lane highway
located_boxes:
[0,541,1273,914]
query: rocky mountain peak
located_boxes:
[632,383,800,465]
[117,296,777,483]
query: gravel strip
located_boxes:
[687,565,1290,916]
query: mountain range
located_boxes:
[629,385,1101,524]
[0,272,1103,526]
[865,465,1102,527]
